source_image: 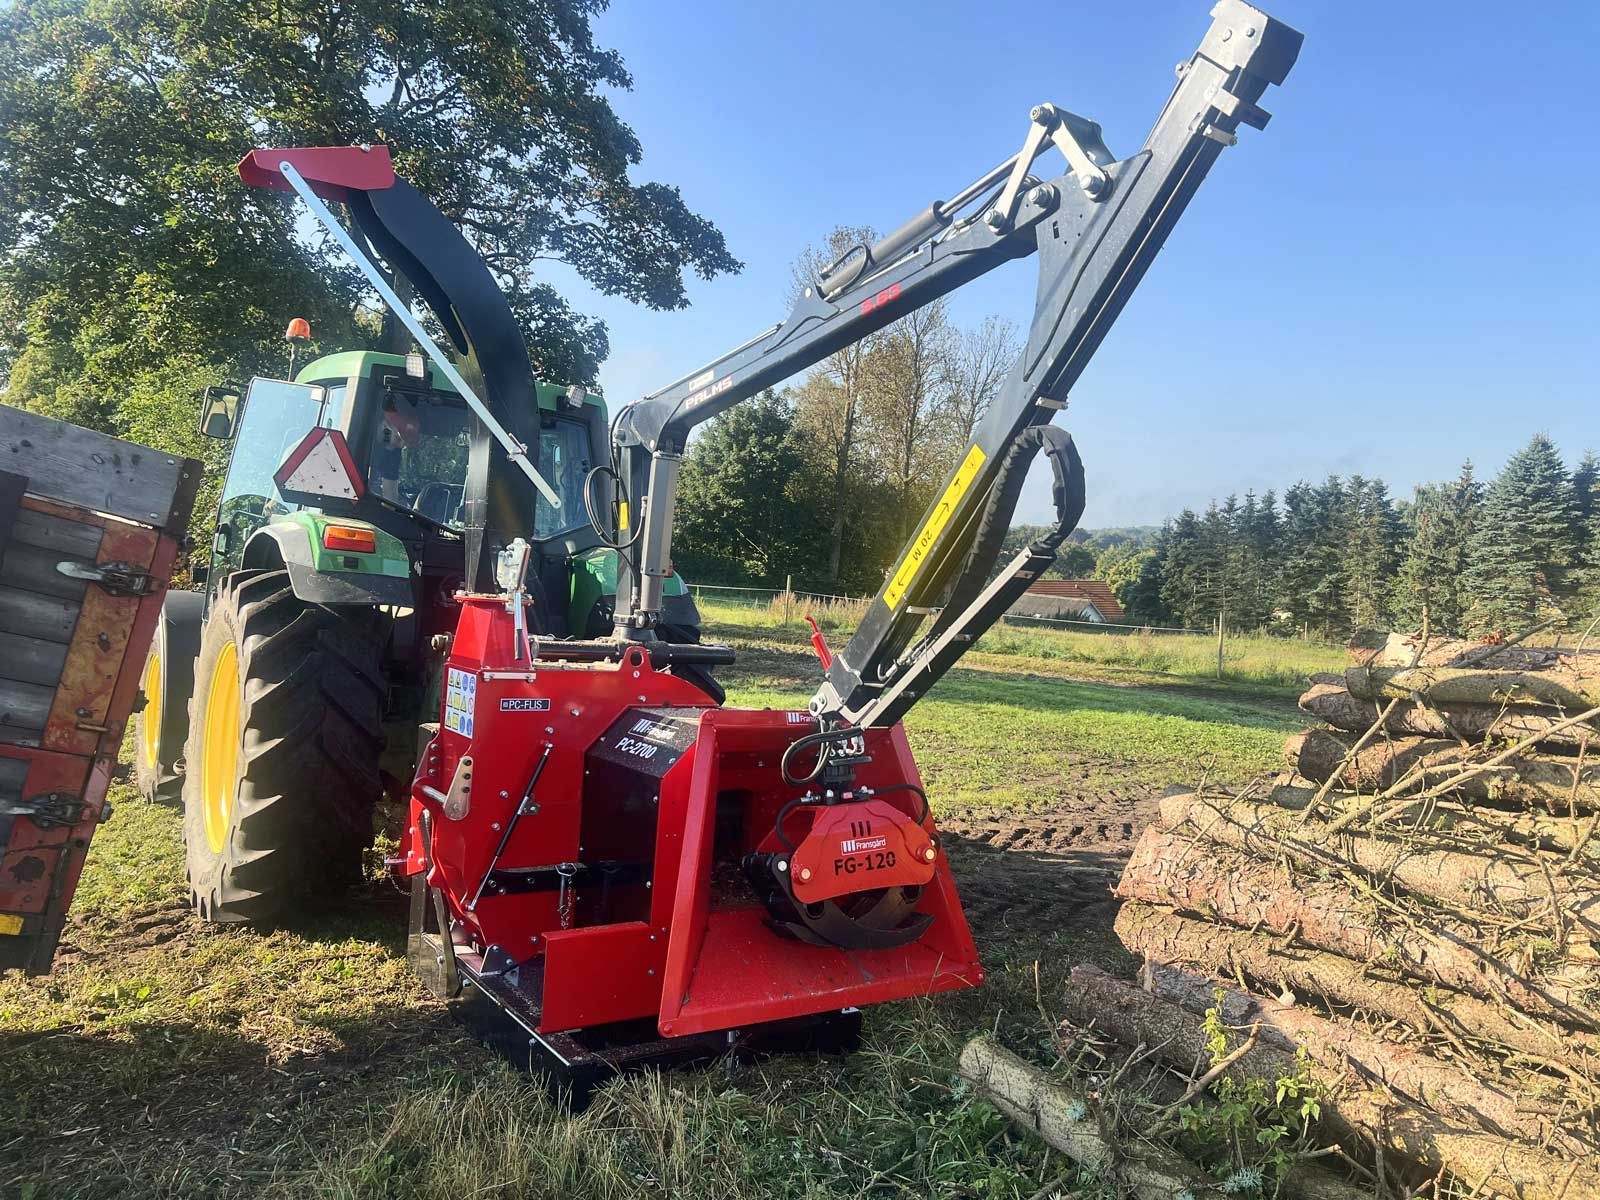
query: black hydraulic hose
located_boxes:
[870,781,931,826]
[779,723,863,788]
[583,462,642,552]
[936,424,1085,631]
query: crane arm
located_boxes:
[610,0,1301,726]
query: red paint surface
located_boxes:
[237,145,396,201]
[402,595,982,1039]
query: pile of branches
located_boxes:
[1051,631,1600,1197]
[1068,633,1593,1196]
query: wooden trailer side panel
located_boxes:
[0,405,200,974]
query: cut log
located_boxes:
[1299,679,1595,747]
[1065,964,1600,1200]
[1113,902,1600,1064]
[1346,632,1582,672]
[1159,791,1600,938]
[1267,779,1600,860]
[1283,729,1600,812]
[958,1035,1369,1200]
[1346,664,1600,715]
[1116,827,1599,1027]
[1137,962,1592,1157]
[957,1036,1218,1199]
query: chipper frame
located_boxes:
[251,1,1300,1092]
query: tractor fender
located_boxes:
[242,516,414,607]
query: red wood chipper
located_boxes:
[225,2,1300,1094]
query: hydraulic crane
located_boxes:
[238,0,1301,1093]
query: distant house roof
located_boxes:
[1023,579,1126,622]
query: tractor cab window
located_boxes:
[212,377,325,581]
[533,416,590,540]
[370,390,471,528]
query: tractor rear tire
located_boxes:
[134,590,204,803]
[181,569,389,924]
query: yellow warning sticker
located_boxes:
[617,500,630,531]
[0,913,23,937]
[884,443,987,610]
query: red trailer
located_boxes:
[0,403,200,973]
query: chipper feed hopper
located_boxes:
[217,1,1300,1091]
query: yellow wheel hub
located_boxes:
[201,640,241,855]
[140,649,162,772]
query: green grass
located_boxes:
[0,618,1312,1199]
[697,596,1345,696]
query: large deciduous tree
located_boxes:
[788,226,878,589]
[673,391,811,587]
[0,0,738,430]
[861,298,958,546]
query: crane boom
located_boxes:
[610,0,1302,726]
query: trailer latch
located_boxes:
[2,792,90,829]
[54,560,159,597]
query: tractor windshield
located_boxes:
[368,391,590,539]
[370,391,472,527]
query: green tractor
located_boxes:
[135,145,712,925]
[136,348,703,922]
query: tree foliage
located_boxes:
[1463,434,1580,633]
[0,0,738,430]
[1391,462,1481,635]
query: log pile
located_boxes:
[1071,630,1600,1198]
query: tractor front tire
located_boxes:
[182,569,388,924]
[134,590,204,803]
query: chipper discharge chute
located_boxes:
[221,0,1301,1092]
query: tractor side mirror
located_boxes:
[199,385,242,440]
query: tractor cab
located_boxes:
[197,349,637,636]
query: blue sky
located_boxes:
[543,1,1599,528]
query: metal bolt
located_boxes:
[647,968,655,976]
[1221,26,1232,40]
[1246,25,1256,36]
[1079,172,1106,198]
[499,790,509,799]
[798,867,813,882]
[491,823,501,832]
[544,726,554,734]
[984,209,1007,232]
[1028,183,1056,208]
[777,860,789,873]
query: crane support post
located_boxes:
[611,1,1302,702]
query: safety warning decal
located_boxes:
[883,442,986,609]
[444,668,477,737]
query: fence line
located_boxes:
[689,581,1206,636]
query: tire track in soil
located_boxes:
[936,784,1160,946]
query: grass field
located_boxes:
[0,618,1333,1199]
[696,596,1346,694]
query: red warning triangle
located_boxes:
[273,426,365,504]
